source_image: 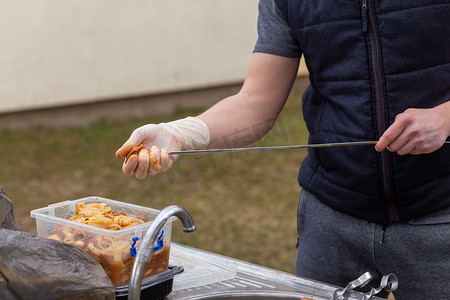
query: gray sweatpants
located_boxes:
[295,189,450,300]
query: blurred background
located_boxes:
[0,0,309,273]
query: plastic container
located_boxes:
[30,196,175,286]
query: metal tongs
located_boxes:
[330,272,398,300]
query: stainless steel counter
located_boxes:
[167,243,387,300]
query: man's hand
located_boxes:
[116,123,184,179]
[116,117,210,179]
[375,102,450,155]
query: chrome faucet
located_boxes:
[128,205,196,300]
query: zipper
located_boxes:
[362,0,399,222]
[361,0,368,32]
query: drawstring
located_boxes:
[380,225,386,243]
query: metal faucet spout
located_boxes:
[128,205,196,300]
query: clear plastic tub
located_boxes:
[30,196,174,286]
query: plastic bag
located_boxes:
[0,187,115,300]
[0,186,20,231]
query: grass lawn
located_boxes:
[0,90,309,274]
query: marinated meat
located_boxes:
[47,202,169,286]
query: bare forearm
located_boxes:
[198,92,281,148]
[198,53,300,149]
[435,100,450,138]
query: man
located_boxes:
[116,1,450,298]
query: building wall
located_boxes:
[0,0,308,127]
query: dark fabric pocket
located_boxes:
[406,204,450,225]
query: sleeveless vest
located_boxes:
[275,0,450,224]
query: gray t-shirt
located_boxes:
[253,0,301,58]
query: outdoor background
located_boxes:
[0,0,313,275]
[0,91,308,274]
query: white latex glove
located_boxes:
[116,117,210,179]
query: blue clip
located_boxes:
[130,237,139,257]
[129,230,164,257]
[153,230,164,253]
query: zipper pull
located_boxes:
[361,0,368,33]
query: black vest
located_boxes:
[275,0,450,224]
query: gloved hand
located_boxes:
[116,117,210,179]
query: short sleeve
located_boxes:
[254,0,301,58]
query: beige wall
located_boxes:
[0,0,308,115]
[0,0,256,113]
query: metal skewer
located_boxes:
[169,141,450,155]
[169,141,378,155]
